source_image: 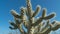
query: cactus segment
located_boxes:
[11,10,20,18]
[42,8,46,18]
[32,5,41,17]
[43,13,55,20]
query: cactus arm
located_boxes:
[42,8,46,18]
[9,21,18,27]
[26,0,33,17]
[9,26,17,29]
[32,5,41,17]
[50,22,60,31]
[11,9,20,18]
[10,22,16,26]
[43,13,56,20]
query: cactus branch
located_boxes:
[32,5,41,17]
[11,10,20,18]
[42,8,46,18]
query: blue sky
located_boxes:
[0,0,60,34]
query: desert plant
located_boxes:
[9,0,60,34]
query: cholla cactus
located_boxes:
[9,0,60,34]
